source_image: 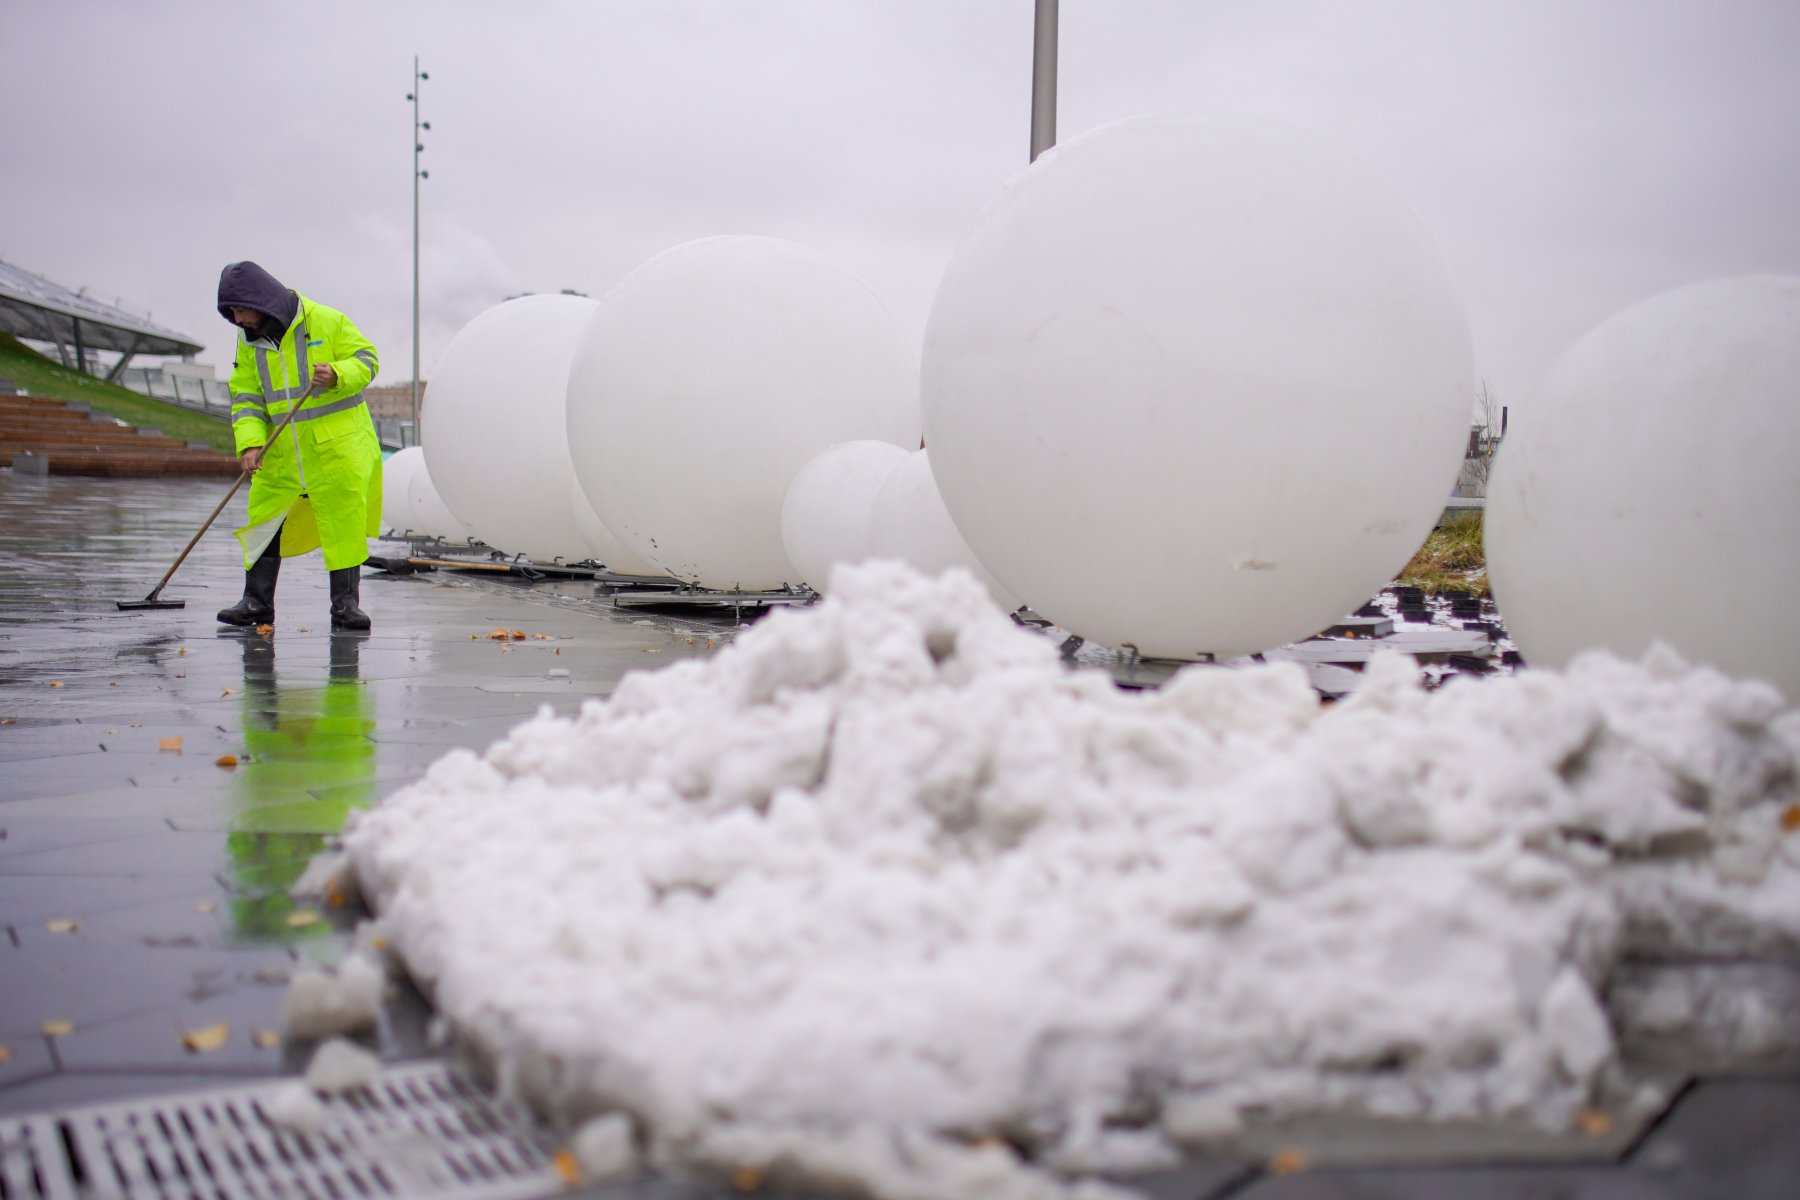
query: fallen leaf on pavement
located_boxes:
[45,918,81,934]
[255,624,274,636]
[643,648,661,654]
[553,1148,580,1186]
[178,646,186,657]
[181,1022,231,1053]
[48,681,63,688]
[215,755,239,768]
[1268,1149,1310,1176]
[1783,804,1800,832]
[159,736,183,752]
[0,1045,11,1064]
[1577,1110,1615,1137]
[221,687,238,697]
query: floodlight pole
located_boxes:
[409,57,429,441]
[1030,0,1059,161]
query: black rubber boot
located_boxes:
[329,566,371,631]
[217,537,281,626]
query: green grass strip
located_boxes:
[1396,509,1488,596]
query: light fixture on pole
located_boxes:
[408,57,430,442]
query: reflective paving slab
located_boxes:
[0,473,724,1115]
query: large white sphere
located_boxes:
[1487,276,1800,700]
[779,440,910,592]
[405,453,473,543]
[423,294,597,563]
[380,447,421,533]
[567,236,920,590]
[867,450,1023,612]
[922,114,1473,658]
[570,479,661,577]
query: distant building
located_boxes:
[365,382,425,447]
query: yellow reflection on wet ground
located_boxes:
[226,631,376,941]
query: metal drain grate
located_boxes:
[8,1063,562,1200]
[0,1115,77,1200]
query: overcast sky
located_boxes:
[3,0,1796,408]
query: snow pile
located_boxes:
[344,561,1800,1194]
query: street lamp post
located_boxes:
[1030,0,1058,161]
[407,57,430,442]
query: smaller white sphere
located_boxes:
[380,448,421,533]
[1487,275,1800,700]
[868,450,1023,612]
[780,440,911,592]
[424,294,598,563]
[406,454,473,543]
[571,480,662,577]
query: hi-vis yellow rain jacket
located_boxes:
[226,295,382,571]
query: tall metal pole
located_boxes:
[409,57,427,440]
[1030,0,1059,161]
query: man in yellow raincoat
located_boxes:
[215,261,382,630]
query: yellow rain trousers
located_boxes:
[228,295,382,570]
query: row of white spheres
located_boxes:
[421,241,920,588]
[413,113,1794,701]
[422,114,1469,656]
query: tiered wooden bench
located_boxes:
[0,393,239,478]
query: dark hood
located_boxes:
[217,261,299,343]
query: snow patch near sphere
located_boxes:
[868,450,1022,612]
[922,113,1473,658]
[1487,275,1800,701]
[780,440,911,593]
[423,294,597,563]
[567,236,920,590]
[380,447,420,533]
[571,479,661,577]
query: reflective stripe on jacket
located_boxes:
[229,295,379,456]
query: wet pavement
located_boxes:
[2,471,1797,1198]
[0,472,727,1117]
